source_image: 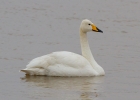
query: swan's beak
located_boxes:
[92,24,103,33]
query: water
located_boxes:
[0,0,140,100]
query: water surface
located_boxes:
[0,0,140,100]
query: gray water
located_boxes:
[0,0,140,100]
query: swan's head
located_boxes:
[80,19,103,33]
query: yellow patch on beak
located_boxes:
[91,24,103,33]
[91,24,98,32]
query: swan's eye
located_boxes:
[88,24,91,25]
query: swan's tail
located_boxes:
[20,68,46,75]
[20,69,33,74]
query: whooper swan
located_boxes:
[21,19,105,76]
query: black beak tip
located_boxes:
[100,30,103,33]
[97,27,103,33]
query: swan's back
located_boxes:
[21,51,98,76]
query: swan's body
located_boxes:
[21,19,105,76]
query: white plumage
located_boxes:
[21,19,105,76]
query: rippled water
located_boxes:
[0,0,140,100]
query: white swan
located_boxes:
[21,19,105,76]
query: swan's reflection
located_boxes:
[21,76,104,99]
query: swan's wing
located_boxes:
[26,51,91,68]
[51,51,92,68]
[21,51,97,76]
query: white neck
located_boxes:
[80,30,97,67]
[79,29,105,75]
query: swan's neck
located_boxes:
[79,29,105,75]
[80,30,98,68]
